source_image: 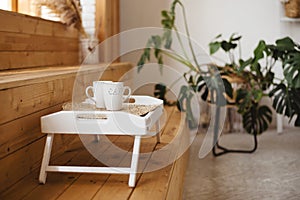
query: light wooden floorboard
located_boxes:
[0,106,189,200]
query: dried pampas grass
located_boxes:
[35,0,87,37]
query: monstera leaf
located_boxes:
[242,104,272,135]
[269,83,300,126]
[196,75,232,107]
[283,52,300,88]
[177,85,198,129]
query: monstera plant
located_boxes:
[138,0,300,135]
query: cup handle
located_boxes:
[122,86,132,102]
[85,86,96,104]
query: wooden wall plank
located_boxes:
[0,104,63,159]
[0,9,79,72]
[0,143,82,200]
[0,77,74,125]
[0,51,79,70]
[0,10,78,38]
[0,32,78,51]
[0,133,73,193]
[0,133,80,194]
[0,137,45,193]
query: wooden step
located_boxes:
[0,106,189,200]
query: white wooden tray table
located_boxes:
[39,95,163,187]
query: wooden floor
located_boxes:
[0,106,189,200]
[183,127,300,200]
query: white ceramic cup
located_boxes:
[103,82,131,111]
[85,81,112,108]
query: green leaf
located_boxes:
[283,52,300,88]
[269,84,300,123]
[221,41,237,52]
[229,33,241,42]
[222,78,233,99]
[201,87,209,101]
[262,71,275,90]
[236,92,251,114]
[231,35,242,41]
[253,89,263,103]
[238,58,252,73]
[151,35,162,49]
[242,104,272,135]
[275,37,295,51]
[163,29,172,49]
[177,85,189,111]
[158,55,163,74]
[161,10,169,18]
[215,34,222,39]
[209,42,221,55]
[294,73,300,88]
[137,48,150,73]
[253,40,266,63]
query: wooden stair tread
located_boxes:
[0,106,189,200]
[0,62,132,90]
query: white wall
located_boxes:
[120,0,300,128]
[120,0,300,64]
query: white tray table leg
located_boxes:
[95,135,101,142]
[39,133,54,184]
[128,136,141,187]
[155,121,160,143]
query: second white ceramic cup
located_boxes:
[102,82,131,111]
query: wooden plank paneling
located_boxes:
[0,144,81,200]
[0,77,75,125]
[0,51,79,70]
[0,10,78,38]
[0,9,79,71]
[0,137,45,193]
[0,104,63,159]
[0,133,78,193]
[0,32,78,52]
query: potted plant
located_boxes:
[137,0,300,138]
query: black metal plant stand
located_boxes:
[212,105,258,157]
